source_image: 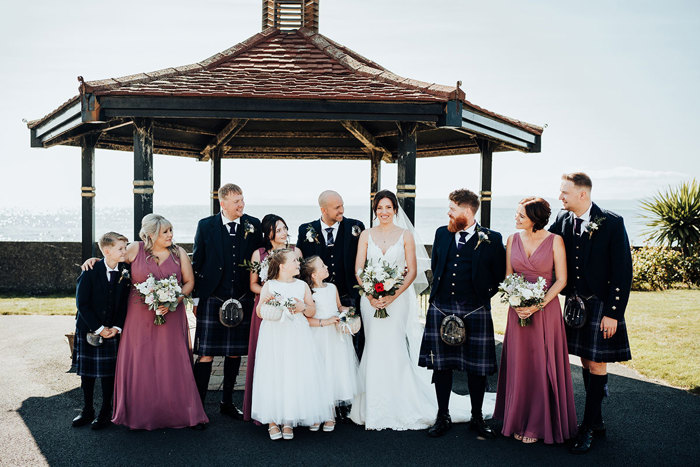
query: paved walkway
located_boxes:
[1,315,698,466]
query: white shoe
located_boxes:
[309,424,320,432]
[268,426,282,440]
[282,426,294,440]
[323,421,335,432]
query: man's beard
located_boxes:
[448,215,469,233]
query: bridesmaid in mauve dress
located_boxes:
[112,214,208,430]
[494,198,577,444]
[242,215,301,422]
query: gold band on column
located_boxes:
[81,186,95,198]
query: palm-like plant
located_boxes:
[641,179,700,257]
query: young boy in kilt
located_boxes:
[549,172,633,454]
[72,232,131,430]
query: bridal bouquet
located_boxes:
[134,273,183,325]
[498,274,547,327]
[355,259,405,318]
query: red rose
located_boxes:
[374,283,385,293]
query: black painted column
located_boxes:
[369,151,382,226]
[211,146,222,216]
[397,122,417,225]
[80,135,98,261]
[133,118,154,240]
[477,139,494,228]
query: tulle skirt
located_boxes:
[251,316,335,426]
[311,325,359,405]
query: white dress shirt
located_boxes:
[454,222,477,247]
[193,213,240,307]
[573,203,592,236]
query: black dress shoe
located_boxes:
[570,427,594,454]
[428,414,452,437]
[469,417,496,439]
[90,416,112,431]
[220,402,243,420]
[72,410,95,427]
[583,422,606,438]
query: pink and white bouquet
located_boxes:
[134,273,183,325]
[498,273,547,327]
[354,259,405,318]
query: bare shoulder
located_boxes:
[551,233,565,248]
[402,229,415,244]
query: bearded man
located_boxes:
[418,189,506,439]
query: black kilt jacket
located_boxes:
[296,217,365,300]
[192,213,262,301]
[428,225,506,306]
[75,260,130,333]
[548,203,633,321]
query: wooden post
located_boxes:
[397,122,417,225]
[477,139,494,228]
[80,135,97,261]
[211,146,222,215]
[133,118,154,240]
[369,151,382,226]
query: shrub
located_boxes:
[632,246,683,291]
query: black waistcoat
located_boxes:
[213,223,242,299]
[321,226,349,297]
[104,279,118,326]
[572,232,593,296]
[436,233,479,305]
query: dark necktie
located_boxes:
[109,270,119,284]
[457,231,468,250]
[228,222,238,237]
[574,217,583,236]
[325,227,334,247]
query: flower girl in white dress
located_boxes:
[300,256,360,432]
[251,249,335,440]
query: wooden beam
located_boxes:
[200,119,248,160]
[80,135,98,261]
[133,118,154,240]
[397,122,418,224]
[154,121,216,136]
[235,131,352,139]
[340,121,393,163]
[477,138,495,228]
[44,119,133,148]
[226,146,366,155]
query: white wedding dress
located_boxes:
[349,231,496,430]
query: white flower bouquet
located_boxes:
[134,273,183,325]
[354,259,405,318]
[336,306,361,335]
[498,273,547,327]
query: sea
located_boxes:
[0,198,649,246]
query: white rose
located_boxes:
[157,290,170,302]
[508,296,521,307]
[144,295,155,305]
[383,278,396,291]
[363,283,373,293]
[521,289,533,300]
[306,231,314,242]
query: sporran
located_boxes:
[434,304,483,346]
[564,294,587,329]
[86,333,103,347]
[219,298,244,328]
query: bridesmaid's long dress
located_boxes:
[493,233,577,444]
[112,242,208,430]
[243,247,268,422]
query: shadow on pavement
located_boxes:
[16,344,700,466]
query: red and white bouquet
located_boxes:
[355,259,405,318]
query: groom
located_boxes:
[549,172,632,454]
[419,189,505,439]
[191,183,262,419]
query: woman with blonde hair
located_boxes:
[111,214,209,430]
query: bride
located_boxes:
[349,190,495,430]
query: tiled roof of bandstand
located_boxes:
[29,27,542,136]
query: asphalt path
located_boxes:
[1,315,698,466]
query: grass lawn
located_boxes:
[0,295,75,316]
[491,289,700,393]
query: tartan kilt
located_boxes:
[566,296,632,363]
[418,301,497,375]
[73,328,119,378]
[194,295,252,356]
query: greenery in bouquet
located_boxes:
[134,273,184,325]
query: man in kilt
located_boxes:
[549,172,632,454]
[192,183,262,419]
[419,189,506,438]
[73,232,130,430]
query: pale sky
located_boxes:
[1,0,698,210]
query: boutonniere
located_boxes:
[584,216,605,239]
[474,226,491,250]
[305,225,320,244]
[242,220,255,239]
[351,225,362,237]
[118,267,131,284]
